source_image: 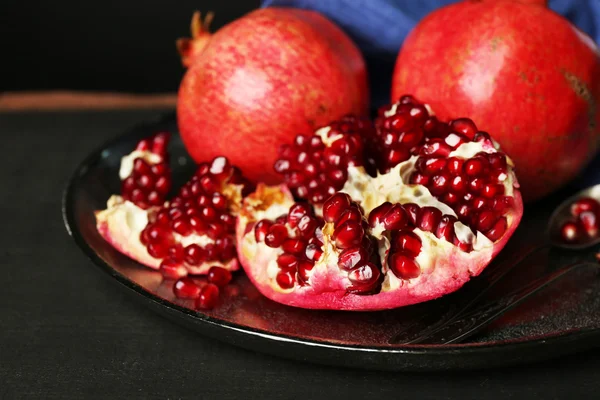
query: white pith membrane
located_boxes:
[96,150,243,275]
[237,113,522,310]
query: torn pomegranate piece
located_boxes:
[95,134,251,277]
[238,96,523,311]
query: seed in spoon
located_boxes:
[560,221,585,243]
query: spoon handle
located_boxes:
[412,261,598,345]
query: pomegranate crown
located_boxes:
[176,11,214,68]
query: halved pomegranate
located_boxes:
[96,134,252,277]
[236,96,523,311]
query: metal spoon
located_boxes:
[389,184,600,345]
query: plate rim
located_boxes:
[61,112,600,371]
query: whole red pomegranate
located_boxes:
[176,9,369,185]
[391,0,600,202]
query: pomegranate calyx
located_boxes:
[176,11,215,68]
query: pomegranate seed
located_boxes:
[450,118,478,139]
[189,215,208,233]
[347,262,381,293]
[133,158,151,175]
[147,242,169,258]
[392,231,422,257]
[297,260,314,284]
[207,266,232,287]
[476,210,498,232]
[172,218,192,236]
[136,139,150,151]
[335,207,363,225]
[384,146,411,169]
[417,206,442,232]
[389,252,421,279]
[282,239,307,254]
[490,169,508,183]
[456,203,470,221]
[469,178,485,193]
[323,193,352,223]
[196,284,220,309]
[159,257,187,279]
[368,202,393,227]
[275,269,296,289]
[333,221,364,249]
[488,153,507,170]
[430,174,450,196]
[410,172,430,185]
[442,192,460,206]
[185,244,205,265]
[399,130,423,148]
[207,223,227,239]
[297,216,319,239]
[486,217,508,242]
[305,243,323,261]
[493,196,515,213]
[447,157,464,175]
[210,156,232,179]
[472,197,490,211]
[579,211,599,237]
[288,203,312,227]
[464,157,487,177]
[168,244,185,260]
[419,139,452,157]
[454,237,474,252]
[571,197,600,218]
[436,215,457,242]
[173,277,201,299]
[338,247,368,271]
[277,253,298,270]
[482,183,504,198]
[449,175,467,194]
[560,220,584,243]
[403,203,420,226]
[381,204,409,230]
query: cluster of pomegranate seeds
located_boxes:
[273,115,375,204]
[171,266,233,310]
[121,132,171,209]
[254,203,323,289]
[411,150,512,242]
[323,193,382,294]
[138,156,249,277]
[560,197,600,244]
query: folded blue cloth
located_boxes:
[262,0,600,189]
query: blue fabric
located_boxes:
[262,0,600,189]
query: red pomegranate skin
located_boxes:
[177,8,369,184]
[391,0,600,202]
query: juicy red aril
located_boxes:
[482,183,504,198]
[571,197,600,218]
[403,203,420,225]
[282,239,307,254]
[477,210,498,233]
[323,193,352,223]
[488,153,507,170]
[472,197,490,211]
[160,258,187,279]
[147,242,169,258]
[332,221,365,249]
[347,262,381,294]
[338,247,368,270]
[297,216,319,239]
[207,266,232,287]
[172,218,192,236]
[277,253,298,270]
[560,220,584,243]
[173,277,201,299]
[450,118,477,139]
[419,139,452,157]
[430,174,450,196]
[464,157,487,177]
[288,203,312,227]
[196,284,220,309]
[417,206,442,232]
[297,260,315,284]
[579,211,599,236]
[185,244,205,265]
[254,220,272,242]
[335,207,363,225]
[389,252,421,279]
[368,202,392,227]
[276,270,296,289]
[436,215,456,242]
[485,217,508,242]
[265,224,288,248]
[121,133,172,209]
[381,204,409,230]
[447,157,464,175]
[305,243,323,261]
[450,175,467,193]
[410,172,429,185]
[392,231,422,257]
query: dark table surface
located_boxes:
[3,109,600,399]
